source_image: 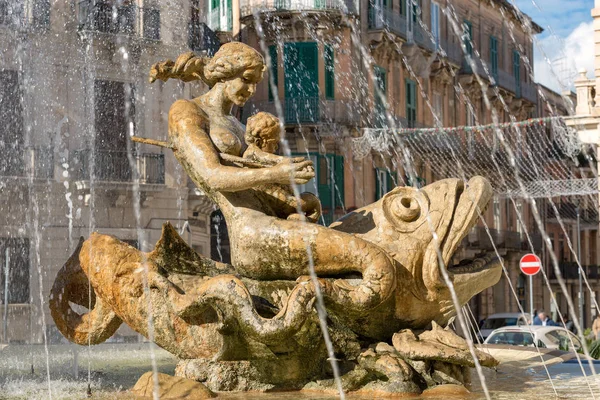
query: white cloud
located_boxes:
[534,21,594,92]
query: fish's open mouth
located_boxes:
[440,176,493,269]
[448,253,501,275]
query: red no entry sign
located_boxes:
[520,254,541,276]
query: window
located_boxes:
[374,65,387,127]
[324,45,335,100]
[143,8,160,40]
[284,42,319,123]
[0,70,23,176]
[32,0,51,29]
[375,168,397,200]
[405,78,417,128]
[487,331,534,346]
[368,0,389,30]
[91,80,136,181]
[493,197,501,230]
[294,153,344,226]
[515,200,523,234]
[0,238,30,304]
[463,20,473,56]
[410,0,420,23]
[490,36,498,82]
[431,2,440,48]
[513,50,521,97]
[0,0,23,26]
[268,45,278,101]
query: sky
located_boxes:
[512,0,595,92]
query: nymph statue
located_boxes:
[50,42,502,395]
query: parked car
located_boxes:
[479,313,529,340]
[484,325,583,352]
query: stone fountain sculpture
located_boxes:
[49,42,502,395]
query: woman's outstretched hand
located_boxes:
[270,160,315,185]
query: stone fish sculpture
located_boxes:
[50,42,502,394]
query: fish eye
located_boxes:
[394,196,420,222]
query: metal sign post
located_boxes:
[520,254,542,321]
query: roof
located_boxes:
[486,313,528,319]
[492,0,544,34]
[491,325,567,333]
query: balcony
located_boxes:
[188,21,219,55]
[368,6,434,52]
[240,0,357,17]
[243,97,360,126]
[438,38,462,65]
[521,81,538,103]
[77,0,161,41]
[548,263,600,280]
[462,227,543,252]
[0,147,54,180]
[70,150,165,185]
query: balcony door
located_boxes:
[93,79,133,181]
[283,42,319,123]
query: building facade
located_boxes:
[0,0,594,344]
[0,0,220,343]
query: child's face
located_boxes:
[260,130,279,153]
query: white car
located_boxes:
[484,325,583,352]
[479,313,530,340]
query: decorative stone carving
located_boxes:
[50,42,502,395]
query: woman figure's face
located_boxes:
[224,66,264,106]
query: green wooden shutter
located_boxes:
[405,78,417,128]
[490,36,498,82]
[317,154,331,209]
[412,0,419,23]
[284,42,319,123]
[387,171,397,192]
[464,20,472,56]
[268,45,278,102]
[226,0,232,30]
[325,45,335,100]
[400,0,406,16]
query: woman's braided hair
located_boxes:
[149,42,265,87]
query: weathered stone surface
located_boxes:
[131,372,215,399]
[392,322,499,368]
[49,41,501,395]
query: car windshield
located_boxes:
[487,331,534,346]
[482,317,518,329]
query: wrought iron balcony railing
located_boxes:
[368,6,434,52]
[243,97,360,126]
[0,147,54,180]
[240,0,357,17]
[462,227,543,252]
[549,263,600,280]
[71,150,165,185]
[77,0,160,40]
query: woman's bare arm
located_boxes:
[169,100,313,192]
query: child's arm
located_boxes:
[245,145,306,164]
